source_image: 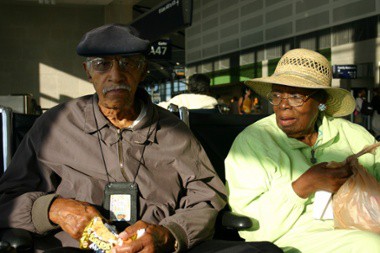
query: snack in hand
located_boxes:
[80,216,122,253]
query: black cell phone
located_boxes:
[103,182,138,224]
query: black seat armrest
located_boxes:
[0,228,34,252]
[221,211,255,230]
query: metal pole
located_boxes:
[0,106,12,174]
[179,107,189,127]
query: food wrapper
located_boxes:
[80,216,122,253]
[80,216,147,253]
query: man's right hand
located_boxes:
[48,197,102,239]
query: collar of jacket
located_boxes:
[83,87,158,146]
[278,114,339,150]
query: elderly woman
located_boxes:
[225,48,380,253]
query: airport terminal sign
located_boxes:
[333,65,357,79]
[149,40,171,59]
[131,0,192,41]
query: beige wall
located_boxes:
[0,1,137,110]
[105,0,139,24]
[332,38,380,90]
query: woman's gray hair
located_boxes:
[313,89,329,103]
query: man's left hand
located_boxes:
[111,220,176,253]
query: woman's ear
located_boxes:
[314,90,328,104]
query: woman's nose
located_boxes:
[278,97,291,109]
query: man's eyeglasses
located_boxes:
[267,91,317,107]
[86,56,145,73]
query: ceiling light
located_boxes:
[38,0,56,5]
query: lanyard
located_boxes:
[92,96,152,184]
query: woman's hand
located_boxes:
[292,161,354,198]
[112,220,176,253]
[48,197,102,239]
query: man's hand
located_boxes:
[292,161,354,198]
[48,197,102,239]
[112,220,176,253]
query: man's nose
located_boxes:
[108,60,125,81]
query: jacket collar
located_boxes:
[278,114,339,149]
[84,87,158,145]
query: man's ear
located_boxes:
[82,62,92,81]
[140,62,149,81]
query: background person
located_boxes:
[225,48,380,253]
[238,85,255,115]
[158,73,218,110]
[229,96,240,115]
[0,24,282,253]
[354,88,368,127]
[371,87,380,138]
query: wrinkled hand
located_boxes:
[48,197,102,239]
[112,220,176,253]
[292,161,354,198]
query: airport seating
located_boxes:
[177,107,268,240]
[0,106,39,252]
[178,107,268,182]
[0,106,39,176]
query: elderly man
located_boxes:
[0,24,281,253]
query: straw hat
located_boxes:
[245,48,355,117]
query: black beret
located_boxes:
[76,24,150,56]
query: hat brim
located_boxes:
[245,75,356,117]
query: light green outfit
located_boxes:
[225,114,380,253]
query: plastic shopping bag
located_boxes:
[332,142,380,233]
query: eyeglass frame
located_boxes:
[85,55,146,73]
[266,90,318,107]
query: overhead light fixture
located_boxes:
[38,0,56,5]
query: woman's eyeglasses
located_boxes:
[86,56,145,73]
[267,91,317,107]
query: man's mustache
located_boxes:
[102,84,131,95]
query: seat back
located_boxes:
[0,106,39,176]
[178,109,268,240]
[187,112,268,182]
[12,113,40,155]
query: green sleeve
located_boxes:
[225,127,308,242]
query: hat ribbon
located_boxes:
[273,71,328,88]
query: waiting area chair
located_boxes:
[178,107,268,182]
[0,106,40,252]
[177,107,268,240]
[0,106,40,176]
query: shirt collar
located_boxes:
[128,100,147,129]
[83,88,158,145]
[280,113,339,149]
